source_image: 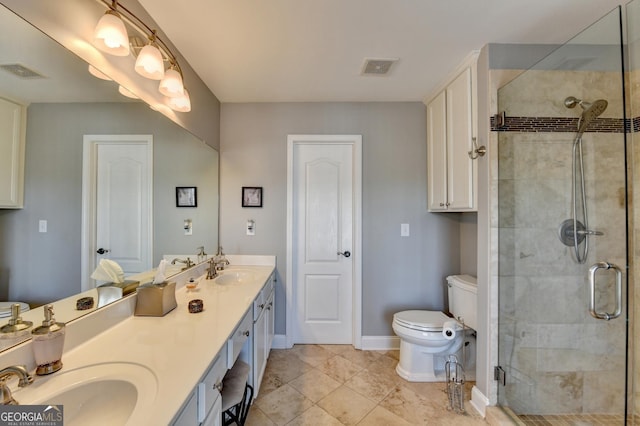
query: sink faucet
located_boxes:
[206,258,218,280]
[214,247,230,271]
[0,365,33,405]
[171,257,195,270]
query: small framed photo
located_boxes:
[242,186,263,207]
[176,187,197,207]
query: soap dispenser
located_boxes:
[31,304,65,375]
[0,304,33,338]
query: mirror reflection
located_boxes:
[0,5,219,350]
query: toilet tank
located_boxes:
[446,275,477,330]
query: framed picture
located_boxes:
[176,187,197,207]
[242,186,263,207]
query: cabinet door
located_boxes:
[253,306,267,398]
[0,97,25,208]
[201,393,221,426]
[172,390,198,425]
[426,90,448,211]
[445,67,475,211]
[266,290,275,354]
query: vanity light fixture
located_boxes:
[159,63,184,97]
[93,3,130,56]
[134,32,164,80]
[93,0,190,112]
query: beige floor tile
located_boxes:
[338,346,382,365]
[344,369,397,403]
[259,355,315,396]
[378,385,441,424]
[255,384,314,425]
[319,344,353,355]
[288,369,342,402]
[317,354,363,383]
[286,405,343,426]
[317,385,377,425]
[356,405,412,425]
[290,344,336,367]
[245,406,277,426]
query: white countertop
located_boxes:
[9,262,275,425]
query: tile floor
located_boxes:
[246,344,486,425]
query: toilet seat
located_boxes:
[0,302,29,319]
[393,310,456,332]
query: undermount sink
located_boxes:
[13,362,158,426]
[214,270,257,285]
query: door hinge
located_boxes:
[494,366,506,386]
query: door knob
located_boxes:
[96,248,110,255]
[338,251,351,258]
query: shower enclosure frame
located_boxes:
[495,5,631,422]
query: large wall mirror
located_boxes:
[0,4,219,350]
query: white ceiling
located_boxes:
[138,0,625,103]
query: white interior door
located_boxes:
[81,135,153,290]
[288,135,361,345]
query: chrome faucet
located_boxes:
[0,365,33,405]
[171,257,195,270]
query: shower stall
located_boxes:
[496,4,638,422]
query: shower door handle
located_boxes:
[588,261,622,321]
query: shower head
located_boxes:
[576,99,608,135]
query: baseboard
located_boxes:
[273,335,399,350]
[360,335,400,351]
[271,334,289,349]
[470,385,490,418]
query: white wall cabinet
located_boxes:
[427,57,477,212]
[0,97,26,209]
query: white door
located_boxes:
[288,135,362,345]
[81,135,153,290]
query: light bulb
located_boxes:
[159,68,184,97]
[93,10,130,56]
[135,43,165,80]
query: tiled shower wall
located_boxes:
[496,70,627,415]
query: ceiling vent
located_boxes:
[361,58,398,76]
[0,63,46,79]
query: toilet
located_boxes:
[392,275,477,382]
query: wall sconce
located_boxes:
[92,0,190,113]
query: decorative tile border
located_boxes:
[490,115,629,133]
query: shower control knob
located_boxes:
[96,248,110,255]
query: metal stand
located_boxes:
[445,318,466,414]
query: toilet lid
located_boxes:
[394,310,453,332]
[0,302,30,319]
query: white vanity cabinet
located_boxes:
[0,96,26,209]
[252,273,275,397]
[172,349,227,425]
[427,54,478,212]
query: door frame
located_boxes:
[286,134,362,349]
[80,134,153,292]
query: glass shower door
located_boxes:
[497,6,628,423]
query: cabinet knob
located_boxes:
[446,202,450,207]
[259,303,265,309]
[439,202,445,207]
[243,330,250,337]
[214,381,223,392]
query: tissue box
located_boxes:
[134,281,177,317]
[97,280,140,296]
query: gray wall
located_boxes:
[0,102,218,305]
[220,102,462,336]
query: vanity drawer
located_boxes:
[253,274,275,320]
[198,351,227,423]
[227,309,252,368]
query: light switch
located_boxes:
[39,220,47,233]
[401,223,410,237]
[247,220,255,236]
[184,219,193,236]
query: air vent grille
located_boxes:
[0,63,46,79]
[361,58,398,76]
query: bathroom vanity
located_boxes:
[0,256,276,425]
